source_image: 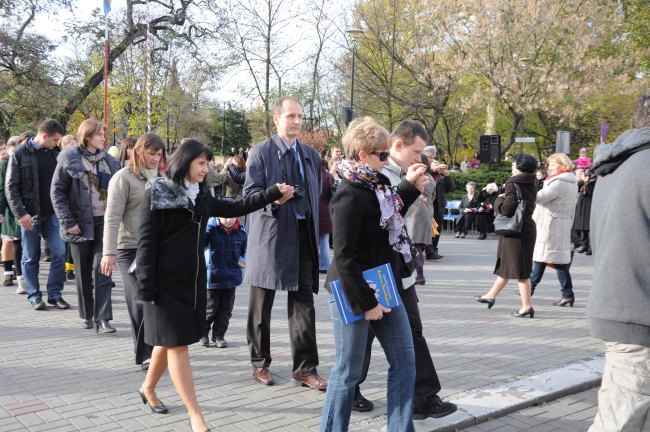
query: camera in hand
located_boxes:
[293,185,305,199]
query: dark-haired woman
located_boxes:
[118,136,136,167]
[100,133,166,369]
[51,119,121,331]
[476,154,538,318]
[134,139,292,432]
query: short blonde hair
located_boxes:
[343,117,390,162]
[547,153,574,171]
[76,119,104,148]
[60,134,77,149]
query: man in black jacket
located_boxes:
[6,119,70,311]
[423,146,455,260]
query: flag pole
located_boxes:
[103,5,109,147]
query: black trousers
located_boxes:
[116,249,152,365]
[205,288,236,339]
[426,208,444,255]
[246,220,319,376]
[69,217,112,321]
[356,285,442,411]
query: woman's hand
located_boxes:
[67,224,81,235]
[364,304,391,321]
[405,163,429,191]
[100,255,116,276]
[274,183,295,205]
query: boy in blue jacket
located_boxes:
[200,216,247,348]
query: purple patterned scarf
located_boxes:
[338,158,413,261]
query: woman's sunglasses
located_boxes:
[370,151,390,162]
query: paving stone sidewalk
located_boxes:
[461,387,599,432]
[0,233,601,431]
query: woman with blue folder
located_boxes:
[320,117,428,432]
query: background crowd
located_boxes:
[0,91,646,432]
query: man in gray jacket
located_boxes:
[244,96,325,389]
[587,91,650,431]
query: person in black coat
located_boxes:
[455,182,481,238]
[572,170,596,254]
[135,140,292,432]
[475,183,499,239]
[476,153,538,318]
[320,117,428,432]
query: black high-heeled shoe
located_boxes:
[553,298,575,307]
[475,296,495,309]
[511,307,534,318]
[139,388,168,414]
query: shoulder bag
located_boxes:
[494,183,525,237]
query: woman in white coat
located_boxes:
[530,153,578,306]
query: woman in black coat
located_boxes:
[476,183,500,239]
[320,117,427,431]
[135,140,291,432]
[572,170,596,254]
[476,154,538,318]
[455,182,480,238]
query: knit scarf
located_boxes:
[140,166,159,190]
[80,147,112,202]
[546,169,573,181]
[338,158,413,261]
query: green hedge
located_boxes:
[447,162,512,200]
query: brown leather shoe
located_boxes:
[252,367,274,385]
[292,374,328,390]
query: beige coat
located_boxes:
[532,171,578,264]
[103,167,148,254]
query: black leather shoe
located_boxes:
[413,399,458,420]
[475,296,495,309]
[47,298,71,309]
[81,319,93,329]
[139,388,168,414]
[31,299,46,310]
[511,307,534,318]
[351,392,374,412]
[97,320,116,333]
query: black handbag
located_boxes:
[494,183,525,237]
[399,240,421,278]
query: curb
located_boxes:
[354,356,604,432]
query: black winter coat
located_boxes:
[572,178,596,231]
[6,139,60,219]
[325,174,420,315]
[135,177,282,346]
[493,174,537,279]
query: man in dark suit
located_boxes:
[244,96,326,389]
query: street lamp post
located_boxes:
[344,28,364,126]
[517,56,532,153]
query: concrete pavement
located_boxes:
[0,233,602,431]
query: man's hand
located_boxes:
[0,214,4,224]
[273,183,295,205]
[405,163,429,192]
[67,225,81,235]
[364,304,391,321]
[100,255,116,276]
[17,214,34,231]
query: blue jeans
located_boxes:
[318,233,330,271]
[531,261,574,299]
[21,214,66,303]
[320,294,415,432]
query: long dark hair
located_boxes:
[166,139,213,185]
